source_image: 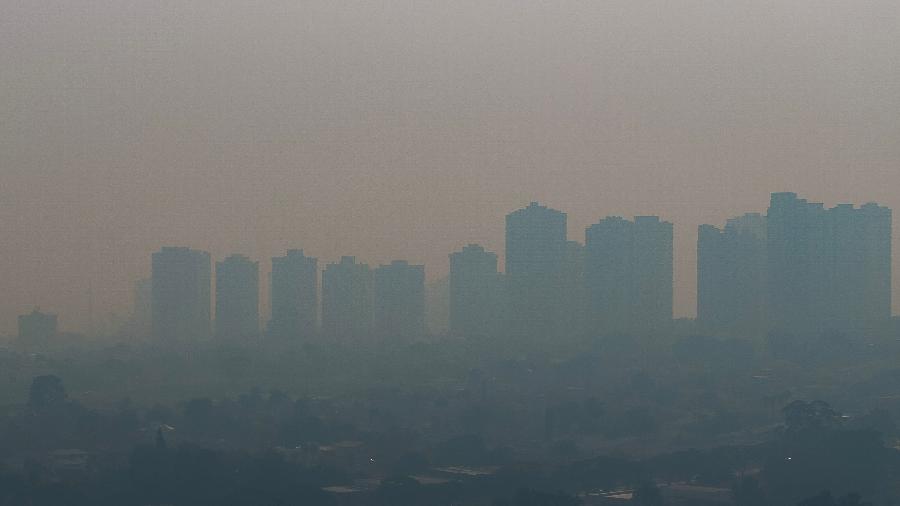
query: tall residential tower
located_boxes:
[322,256,373,338]
[269,250,318,339]
[505,202,568,339]
[215,254,260,341]
[585,216,673,334]
[151,247,212,343]
[374,260,425,339]
[697,213,767,336]
[767,193,891,334]
[449,244,501,337]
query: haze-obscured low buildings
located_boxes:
[18,308,58,343]
[130,278,153,338]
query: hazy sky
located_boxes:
[2,1,899,334]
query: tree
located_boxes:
[795,491,871,506]
[155,427,167,450]
[732,476,766,506]
[28,375,67,410]
[764,429,889,502]
[783,400,841,435]
[837,493,872,506]
[494,489,581,506]
[632,482,664,506]
[798,491,836,506]
[376,475,423,506]
[183,397,215,432]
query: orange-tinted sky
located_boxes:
[2,1,899,334]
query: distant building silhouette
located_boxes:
[767,192,891,334]
[115,192,895,347]
[585,217,632,333]
[322,256,373,339]
[374,260,425,339]
[18,308,58,343]
[425,276,450,336]
[828,202,892,330]
[562,240,587,338]
[269,250,318,340]
[634,216,674,330]
[151,247,211,343]
[505,202,568,339]
[767,192,831,334]
[585,216,673,334]
[449,244,501,337]
[215,254,259,341]
[697,213,767,336]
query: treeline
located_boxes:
[2,374,897,505]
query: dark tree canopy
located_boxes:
[783,400,842,435]
[28,375,67,410]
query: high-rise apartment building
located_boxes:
[215,254,259,341]
[269,249,318,339]
[767,193,891,334]
[322,256,373,338]
[585,216,673,334]
[151,247,212,343]
[18,308,58,343]
[634,216,674,329]
[449,244,501,337]
[827,202,892,330]
[374,260,425,339]
[697,213,767,336]
[505,202,568,339]
[562,240,587,338]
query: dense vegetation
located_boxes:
[3,328,900,504]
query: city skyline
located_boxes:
[8,192,900,338]
[4,3,900,503]
[3,1,900,336]
[9,193,893,339]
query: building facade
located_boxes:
[18,308,58,343]
[215,254,260,341]
[269,249,318,339]
[151,247,212,343]
[374,260,425,339]
[505,202,568,339]
[322,256,373,338]
[697,213,767,336]
[767,193,891,334]
[585,216,673,334]
[449,244,501,337]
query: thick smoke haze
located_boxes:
[2,0,899,334]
